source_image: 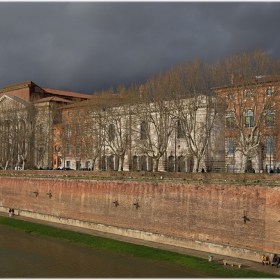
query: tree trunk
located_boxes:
[153,158,159,172]
[241,154,248,173]
[118,154,125,171]
[193,157,201,172]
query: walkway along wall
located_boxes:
[0,176,280,262]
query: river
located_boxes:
[0,224,215,278]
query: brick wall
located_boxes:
[0,175,280,260]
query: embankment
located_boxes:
[0,172,279,262]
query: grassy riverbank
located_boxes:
[0,216,276,278]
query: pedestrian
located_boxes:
[201,168,205,172]
[276,256,280,268]
[8,208,12,217]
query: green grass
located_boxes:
[0,216,277,278]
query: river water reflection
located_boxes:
[0,225,213,278]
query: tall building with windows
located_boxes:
[55,91,226,173]
[214,74,280,173]
[0,81,90,169]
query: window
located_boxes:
[76,144,81,155]
[86,123,91,136]
[265,111,275,127]
[86,142,91,154]
[76,123,81,136]
[226,113,235,129]
[177,120,185,139]
[267,87,273,96]
[108,124,115,141]
[66,161,70,168]
[226,138,235,155]
[67,124,71,137]
[245,110,254,128]
[246,91,252,98]
[39,123,44,133]
[140,121,148,140]
[67,144,71,155]
[266,137,274,154]
[38,147,44,162]
[227,164,234,173]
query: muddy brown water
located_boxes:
[0,225,216,278]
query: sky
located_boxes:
[1,1,280,95]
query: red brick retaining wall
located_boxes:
[0,175,280,260]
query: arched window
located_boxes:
[178,156,186,172]
[76,144,81,155]
[132,156,138,171]
[267,87,273,96]
[140,121,148,140]
[108,124,115,141]
[177,120,185,138]
[76,123,81,136]
[245,110,254,128]
[266,137,274,154]
[265,111,275,127]
[246,90,252,98]
[140,156,147,171]
[226,138,235,155]
[108,155,114,170]
[39,123,44,133]
[226,112,234,129]
[167,156,175,172]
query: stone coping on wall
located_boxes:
[0,206,273,263]
[0,170,280,186]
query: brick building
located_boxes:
[214,75,280,173]
[3,76,279,173]
[0,81,90,169]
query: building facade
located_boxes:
[0,81,90,169]
[2,76,279,173]
[55,93,226,173]
[215,75,280,173]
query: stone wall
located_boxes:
[0,175,280,262]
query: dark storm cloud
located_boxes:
[0,2,280,94]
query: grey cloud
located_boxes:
[0,2,280,94]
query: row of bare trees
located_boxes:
[1,49,279,172]
[0,96,63,170]
[61,49,280,173]
[60,58,226,172]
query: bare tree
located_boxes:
[93,86,135,171]
[0,96,35,170]
[171,59,226,172]
[214,49,280,173]
[133,74,175,172]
